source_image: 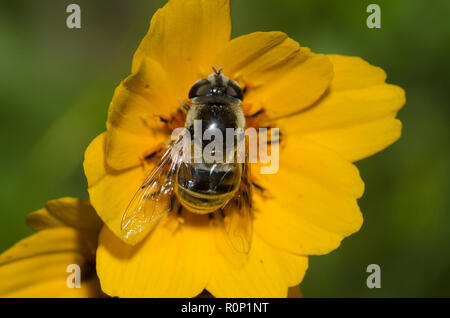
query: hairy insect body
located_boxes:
[177,74,245,214]
[121,67,253,252]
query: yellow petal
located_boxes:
[0,228,102,298]
[132,0,231,99]
[281,55,405,161]
[26,197,102,232]
[84,133,147,240]
[45,197,102,231]
[106,58,176,170]
[253,138,364,255]
[206,235,308,298]
[3,277,102,298]
[26,208,66,231]
[304,117,402,162]
[96,213,214,297]
[214,32,333,118]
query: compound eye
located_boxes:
[226,81,243,100]
[189,79,211,99]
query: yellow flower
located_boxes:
[0,198,104,297]
[83,0,405,297]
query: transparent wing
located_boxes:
[216,159,253,254]
[121,139,183,245]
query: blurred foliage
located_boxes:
[0,0,449,297]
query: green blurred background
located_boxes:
[0,0,449,297]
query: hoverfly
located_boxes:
[121,67,253,253]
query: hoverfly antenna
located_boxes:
[212,66,223,75]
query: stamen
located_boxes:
[252,182,265,192]
[176,216,185,224]
[246,109,265,118]
[144,150,158,161]
[159,116,169,124]
[169,195,176,213]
